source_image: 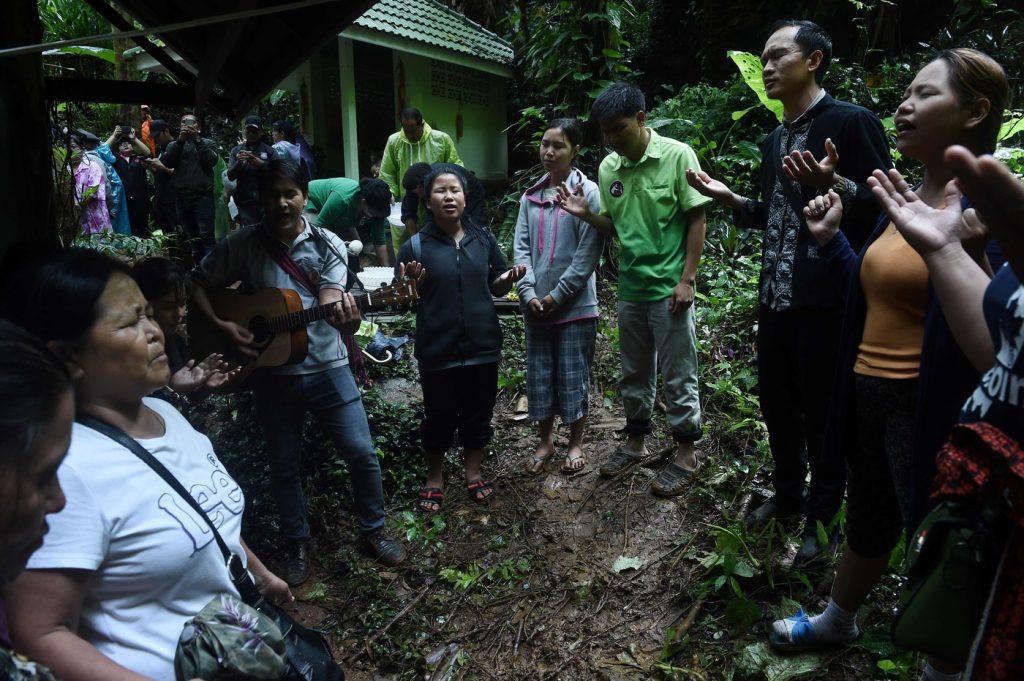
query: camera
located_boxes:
[119,125,132,136]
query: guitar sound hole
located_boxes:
[249,317,272,347]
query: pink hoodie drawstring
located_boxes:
[535,169,579,264]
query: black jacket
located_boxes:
[396,222,507,371]
[162,137,219,195]
[750,94,892,309]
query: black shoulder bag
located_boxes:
[77,414,345,681]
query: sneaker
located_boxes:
[745,496,802,530]
[599,446,644,478]
[768,609,859,653]
[364,529,407,567]
[283,539,311,587]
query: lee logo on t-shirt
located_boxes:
[609,180,624,198]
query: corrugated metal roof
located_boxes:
[354,0,513,66]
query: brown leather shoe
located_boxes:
[364,529,407,567]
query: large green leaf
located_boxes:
[43,45,117,63]
[727,50,783,123]
[999,113,1024,143]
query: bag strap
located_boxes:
[75,414,249,586]
[411,232,421,261]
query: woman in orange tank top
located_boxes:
[768,49,1010,680]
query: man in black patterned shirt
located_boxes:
[688,19,891,565]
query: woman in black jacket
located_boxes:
[396,164,525,513]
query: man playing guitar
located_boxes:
[189,159,406,585]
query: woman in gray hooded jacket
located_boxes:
[515,118,604,475]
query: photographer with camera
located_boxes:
[162,114,219,262]
[103,125,152,237]
[227,115,274,226]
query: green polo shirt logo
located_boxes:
[609,180,624,197]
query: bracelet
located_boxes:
[829,174,850,195]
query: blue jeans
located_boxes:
[253,366,385,539]
[176,192,216,260]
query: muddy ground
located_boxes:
[261,376,908,681]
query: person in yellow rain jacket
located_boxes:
[379,107,462,203]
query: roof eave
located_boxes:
[340,24,514,78]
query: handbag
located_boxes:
[891,497,1011,668]
[174,594,288,681]
[77,414,345,681]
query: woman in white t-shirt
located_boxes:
[1,249,292,681]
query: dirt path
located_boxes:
[237,314,890,680]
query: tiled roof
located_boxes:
[354,0,513,66]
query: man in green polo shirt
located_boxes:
[305,177,393,264]
[559,82,710,496]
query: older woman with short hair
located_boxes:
[2,248,290,681]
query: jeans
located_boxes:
[757,305,846,524]
[176,192,216,261]
[617,298,701,442]
[252,366,385,539]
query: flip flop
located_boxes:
[560,451,586,475]
[525,450,554,475]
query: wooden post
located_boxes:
[0,0,57,260]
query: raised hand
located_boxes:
[399,260,426,284]
[169,353,239,393]
[198,354,242,390]
[803,190,844,246]
[868,168,965,257]
[685,168,735,204]
[945,145,1024,274]
[501,264,527,284]
[556,182,590,218]
[783,137,839,189]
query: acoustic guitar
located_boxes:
[187,279,418,391]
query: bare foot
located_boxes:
[525,442,555,474]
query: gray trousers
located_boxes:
[617,298,701,442]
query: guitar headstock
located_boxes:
[367,278,420,307]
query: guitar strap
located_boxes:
[255,227,317,296]
[256,225,368,383]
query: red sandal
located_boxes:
[466,479,494,503]
[415,487,444,514]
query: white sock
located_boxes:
[808,599,859,640]
[920,663,961,681]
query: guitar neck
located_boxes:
[269,290,381,332]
